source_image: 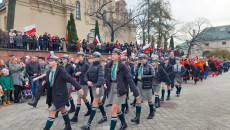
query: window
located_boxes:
[76,1,81,20]
[205,43,209,46]
[222,42,226,45]
[103,10,107,26]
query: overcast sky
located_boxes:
[124,0,230,26]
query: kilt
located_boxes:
[48,103,65,111]
[67,83,72,95]
[77,85,88,97]
[137,81,152,101]
[174,73,183,84]
[108,82,125,104]
[152,79,161,93]
[91,84,104,98]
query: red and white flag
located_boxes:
[114,39,118,44]
[95,35,100,43]
[122,50,127,56]
[131,53,135,60]
[24,24,36,35]
[143,43,151,53]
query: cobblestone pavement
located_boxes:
[0,72,230,130]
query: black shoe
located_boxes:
[70,115,78,123]
[176,90,178,94]
[98,117,107,124]
[55,111,59,118]
[155,103,159,108]
[130,102,136,107]
[177,94,180,97]
[84,110,91,116]
[119,121,128,130]
[63,121,72,130]
[81,123,90,130]
[124,108,129,114]
[147,110,155,119]
[28,99,38,108]
[14,100,19,103]
[160,97,164,101]
[43,128,49,130]
[105,104,112,107]
[68,105,75,113]
[131,114,140,124]
[166,96,170,101]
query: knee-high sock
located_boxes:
[148,101,154,111]
[74,104,81,116]
[121,104,126,113]
[117,111,125,122]
[136,103,142,114]
[155,95,159,104]
[44,117,55,129]
[161,89,165,98]
[62,111,70,122]
[99,103,106,117]
[110,116,118,130]
[69,97,74,107]
[88,107,97,124]
[175,85,179,92]
[125,98,129,108]
[167,89,171,96]
[178,86,182,94]
[84,100,91,111]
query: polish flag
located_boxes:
[143,43,151,53]
[95,35,100,43]
[131,53,135,60]
[160,47,163,51]
[114,39,118,44]
[122,50,127,56]
[24,24,36,35]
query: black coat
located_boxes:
[64,63,75,76]
[135,62,155,89]
[104,61,139,97]
[154,66,171,85]
[161,63,175,80]
[26,61,41,76]
[75,60,89,85]
[45,66,82,109]
[84,61,104,88]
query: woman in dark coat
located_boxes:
[42,55,83,130]
[161,57,174,101]
[104,48,139,130]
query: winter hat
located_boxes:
[2,68,9,74]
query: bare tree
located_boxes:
[89,0,143,42]
[6,0,16,31]
[181,18,213,57]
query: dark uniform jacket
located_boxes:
[135,62,155,89]
[45,66,82,109]
[64,63,74,76]
[84,61,104,88]
[153,66,171,85]
[104,61,139,97]
[161,63,175,81]
[75,60,89,85]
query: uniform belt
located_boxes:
[111,80,117,83]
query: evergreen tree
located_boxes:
[67,12,78,51]
[169,36,174,49]
[93,20,101,51]
[93,20,101,49]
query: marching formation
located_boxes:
[0,49,229,130]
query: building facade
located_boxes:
[0,0,136,43]
[178,25,230,57]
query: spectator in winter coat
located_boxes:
[9,29,16,48]
[22,32,29,49]
[9,57,25,103]
[0,69,13,106]
[15,32,23,49]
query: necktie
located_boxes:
[112,64,117,79]
[138,66,143,77]
[165,65,167,70]
[177,65,178,72]
[50,72,54,87]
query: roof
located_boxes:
[177,42,188,50]
[195,25,230,42]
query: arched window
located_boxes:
[103,10,106,26]
[76,1,81,19]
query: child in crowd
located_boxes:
[23,77,32,98]
[0,69,14,106]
